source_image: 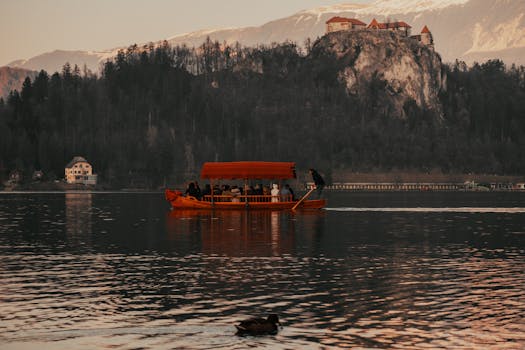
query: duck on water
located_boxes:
[235,314,281,336]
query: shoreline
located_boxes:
[1,187,524,194]
[0,181,163,193]
[2,172,524,193]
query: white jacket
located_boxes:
[271,184,280,202]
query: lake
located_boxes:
[1,191,524,349]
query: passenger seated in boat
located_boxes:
[222,185,232,202]
[244,185,254,195]
[201,184,211,197]
[280,184,291,201]
[185,182,200,199]
[271,184,280,202]
[286,184,295,200]
[231,186,241,202]
[254,184,263,195]
[263,186,271,201]
[195,182,201,197]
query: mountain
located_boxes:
[0,67,37,98]
[6,50,115,75]
[4,0,525,76]
[2,31,524,183]
[165,0,525,65]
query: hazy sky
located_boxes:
[1,0,373,66]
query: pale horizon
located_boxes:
[0,0,373,67]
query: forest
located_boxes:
[1,38,524,187]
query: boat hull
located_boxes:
[165,189,326,210]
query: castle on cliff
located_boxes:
[326,17,434,48]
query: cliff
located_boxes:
[2,37,523,182]
[311,30,445,119]
[0,67,37,98]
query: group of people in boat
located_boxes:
[183,168,325,202]
[184,182,296,202]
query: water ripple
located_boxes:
[1,252,524,348]
[326,207,525,213]
[1,193,525,349]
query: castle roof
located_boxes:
[368,18,412,29]
[326,16,367,26]
[421,25,431,34]
[368,18,381,28]
[392,21,412,29]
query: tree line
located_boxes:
[0,39,524,187]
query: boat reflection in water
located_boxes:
[166,209,325,256]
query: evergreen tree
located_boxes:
[0,41,524,187]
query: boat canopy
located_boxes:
[200,161,296,180]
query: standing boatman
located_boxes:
[309,168,325,199]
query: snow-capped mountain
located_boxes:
[300,0,470,16]
[356,0,470,14]
[6,49,117,75]
[164,0,525,66]
[4,0,525,75]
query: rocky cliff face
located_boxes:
[0,67,37,98]
[311,30,444,119]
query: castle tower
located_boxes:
[368,18,381,30]
[421,25,434,46]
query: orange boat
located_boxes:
[165,161,326,210]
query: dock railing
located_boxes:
[313,182,463,191]
[307,182,463,191]
[307,182,521,191]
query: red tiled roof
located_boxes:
[421,25,431,34]
[326,16,367,26]
[368,18,412,29]
[392,21,412,29]
[368,18,381,28]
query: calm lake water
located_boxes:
[1,191,524,349]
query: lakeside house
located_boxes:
[65,156,97,185]
[325,16,434,48]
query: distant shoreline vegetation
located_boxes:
[0,37,524,189]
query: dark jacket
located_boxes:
[310,169,325,186]
[185,183,201,198]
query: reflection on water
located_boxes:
[327,207,525,213]
[66,193,92,239]
[0,192,525,349]
[166,210,326,257]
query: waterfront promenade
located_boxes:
[308,182,523,191]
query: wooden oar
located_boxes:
[291,187,316,210]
